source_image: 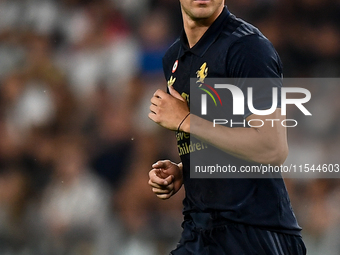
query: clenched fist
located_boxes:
[148,160,183,200]
[148,86,190,132]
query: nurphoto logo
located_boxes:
[199,83,312,128]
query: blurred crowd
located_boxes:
[0,0,339,254]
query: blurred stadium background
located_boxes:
[0,0,339,254]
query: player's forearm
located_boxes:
[181,114,288,166]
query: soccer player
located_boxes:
[148,0,306,254]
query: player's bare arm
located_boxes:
[148,85,288,166]
[148,161,183,200]
[188,111,288,166]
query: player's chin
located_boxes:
[190,7,215,19]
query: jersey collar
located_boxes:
[178,6,230,58]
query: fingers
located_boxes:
[149,169,169,185]
[153,89,168,99]
[168,85,185,102]
[152,88,184,103]
[149,104,157,114]
[148,96,162,121]
[163,174,173,183]
[150,96,161,106]
[148,177,173,189]
[156,190,174,200]
[151,182,174,194]
[148,112,156,123]
[152,187,173,194]
[152,160,171,169]
[149,179,174,200]
[148,168,175,199]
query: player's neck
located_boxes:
[182,7,223,48]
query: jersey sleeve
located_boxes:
[226,34,283,118]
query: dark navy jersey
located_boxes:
[162,7,301,235]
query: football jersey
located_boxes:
[162,7,301,235]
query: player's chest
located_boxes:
[166,52,227,101]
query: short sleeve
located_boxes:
[226,35,283,118]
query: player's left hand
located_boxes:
[148,86,189,131]
[148,160,183,200]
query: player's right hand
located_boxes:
[148,160,183,200]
